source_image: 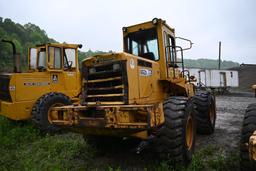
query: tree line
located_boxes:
[0,17,55,71]
[184,58,239,69]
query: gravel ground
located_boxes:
[196,94,256,153]
[90,93,256,169]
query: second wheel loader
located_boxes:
[0,40,82,133]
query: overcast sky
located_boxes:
[0,0,255,64]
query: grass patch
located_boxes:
[140,145,240,171]
[183,145,239,171]
[18,134,93,170]
[0,116,92,171]
[0,116,240,171]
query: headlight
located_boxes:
[122,27,127,32]
[152,18,158,25]
[113,63,120,70]
[89,68,96,74]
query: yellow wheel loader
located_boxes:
[0,39,82,133]
[49,18,216,163]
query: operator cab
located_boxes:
[123,18,192,80]
[29,43,82,72]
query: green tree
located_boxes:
[0,18,56,72]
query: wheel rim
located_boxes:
[209,103,215,125]
[186,114,194,150]
[48,103,63,123]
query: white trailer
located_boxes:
[186,68,239,90]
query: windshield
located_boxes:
[124,28,159,61]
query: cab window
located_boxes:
[38,48,46,69]
[29,48,37,69]
[64,48,76,69]
[131,40,139,56]
[125,28,159,61]
[48,47,62,69]
[164,32,176,66]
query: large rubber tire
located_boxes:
[240,103,256,171]
[193,91,216,134]
[154,96,196,164]
[32,92,71,134]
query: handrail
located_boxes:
[175,37,193,51]
[1,39,16,56]
[165,45,184,78]
[0,39,19,72]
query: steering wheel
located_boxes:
[68,61,73,69]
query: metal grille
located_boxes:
[83,60,128,105]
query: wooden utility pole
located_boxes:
[218,41,221,70]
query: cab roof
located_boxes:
[36,43,82,49]
[123,18,175,34]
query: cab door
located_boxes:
[63,48,80,96]
[164,32,177,79]
[47,46,65,92]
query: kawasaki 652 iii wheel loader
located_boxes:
[49,18,216,163]
[0,40,82,133]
